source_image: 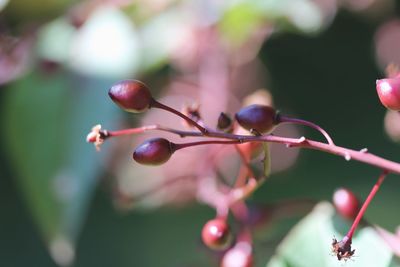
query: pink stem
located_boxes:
[105,125,200,138]
[347,171,388,239]
[150,99,208,134]
[95,126,400,175]
[174,140,240,150]
[278,115,334,145]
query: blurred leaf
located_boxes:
[138,8,189,73]
[3,71,120,266]
[0,0,8,12]
[219,0,332,44]
[266,202,398,267]
[69,6,140,78]
[3,0,76,24]
[37,18,76,64]
[219,2,265,45]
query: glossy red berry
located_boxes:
[235,104,277,133]
[201,218,232,250]
[333,188,359,220]
[376,78,400,111]
[109,80,152,113]
[133,138,175,165]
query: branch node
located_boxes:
[297,136,306,143]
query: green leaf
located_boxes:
[3,71,120,265]
[266,202,399,267]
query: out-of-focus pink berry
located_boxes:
[221,242,253,267]
[333,188,359,220]
[376,78,400,111]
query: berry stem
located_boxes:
[277,115,334,145]
[90,126,400,174]
[346,170,388,239]
[150,99,208,134]
[104,125,202,138]
[174,140,240,150]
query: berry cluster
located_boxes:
[87,77,400,265]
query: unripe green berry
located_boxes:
[109,80,152,113]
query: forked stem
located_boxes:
[150,99,208,134]
[277,114,334,145]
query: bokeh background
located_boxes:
[1,0,400,266]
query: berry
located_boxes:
[221,242,253,267]
[109,80,152,113]
[133,138,175,165]
[376,78,400,111]
[333,188,359,220]
[201,218,232,250]
[235,105,277,133]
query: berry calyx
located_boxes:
[235,105,277,133]
[109,80,152,113]
[332,236,355,261]
[376,78,400,111]
[133,138,175,165]
[201,218,232,250]
[333,188,359,220]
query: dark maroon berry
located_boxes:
[201,218,232,250]
[376,78,400,111]
[235,104,277,133]
[109,80,152,113]
[133,138,175,165]
[333,188,359,220]
[217,112,232,130]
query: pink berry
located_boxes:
[376,78,400,111]
[201,218,232,250]
[333,188,359,220]
[109,80,152,113]
[221,242,253,267]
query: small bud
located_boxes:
[217,112,232,130]
[201,218,233,250]
[376,78,400,111]
[181,103,201,128]
[109,80,152,113]
[235,105,277,133]
[333,188,359,220]
[133,138,175,165]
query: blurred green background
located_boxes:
[1,0,400,266]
